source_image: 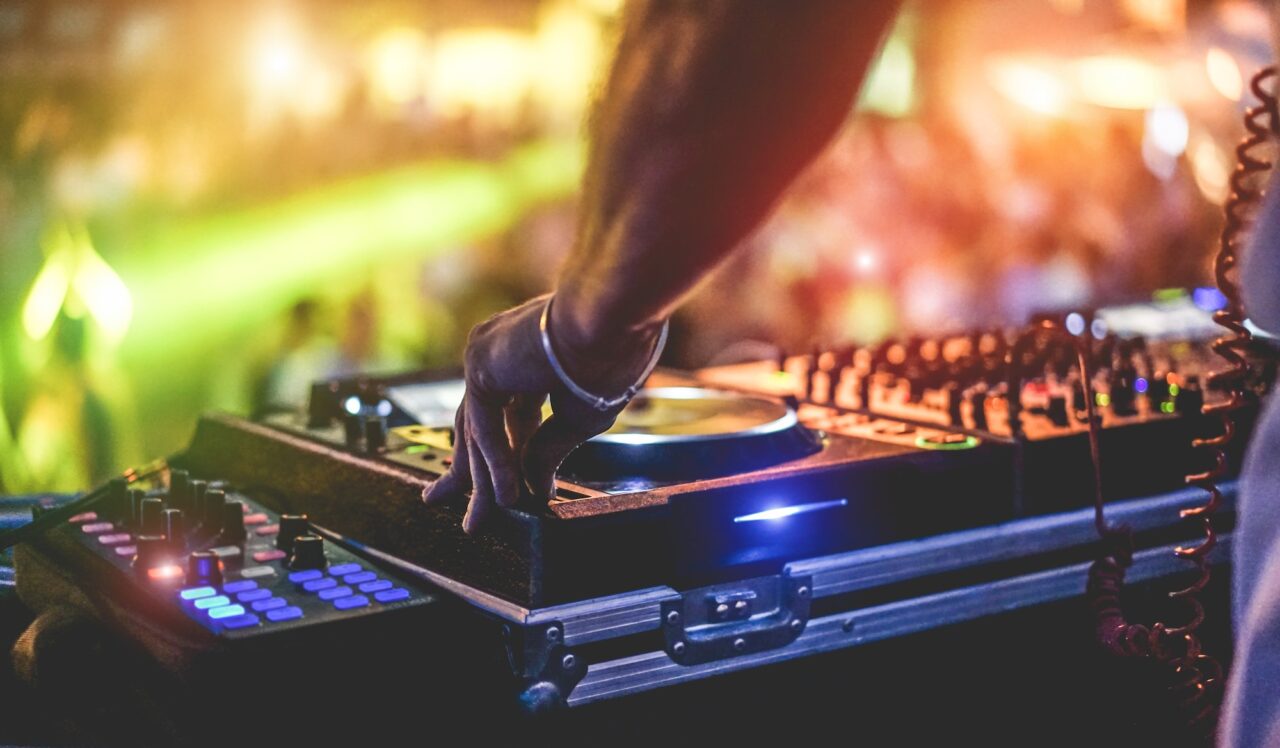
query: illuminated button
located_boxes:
[223,580,258,594]
[252,549,286,563]
[98,533,132,546]
[69,512,98,524]
[288,569,323,584]
[302,578,337,593]
[114,545,138,557]
[243,513,269,526]
[207,604,247,620]
[328,563,361,576]
[219,613,260,630]
[241,566,277,579]
[179,586,217,601]
[251,597,288,612]
[333,595,369,610]
[343,571,376,585]
[209,546,241,559]
[266,606,303,622]
[318,586,352,601]
[358,580,392,594]
[236,589,271,603]
[255,524,279,536]
[374,588,410,604]
[194,595,231,610]
[81,522,114,534]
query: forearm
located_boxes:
[554,0,901,349]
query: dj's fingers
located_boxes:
[504,394,544,455]
[463,414,496,534]
[467,392,521,509]
[423,400,471,504]
[522,410,613,501]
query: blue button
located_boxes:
[328,563,361,576]
[265,606,304,622]
[194,595,231,610]
[219,613,260,630]
[237,588,272,602]
[318,585,353,601]
[302,577,337,592]
[333,595,369,610]
[288,569,323,584]
[223,580,258,594]
[179,586,217,601]
[343,571,377,585]
[374,588,411,603]
[208,604,247,620]
[358,579,393,593]
[251,597,288,612]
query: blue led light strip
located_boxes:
[733,498,849,524]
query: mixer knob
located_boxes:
[1046,395,1070,428]
[364,415,389,453]
[140,497,165,535]
[289,534,327,570]
[276,514,310,551]
[133,535,170,576]
[1147,372,1172,403]
[220,501,247,544]
[1109,367,1138,416]
[168,469,191,513]
[308,381,342,428]
[164,509,186,551]
[343,413,364,452]
[202,488,226,528]
[187,550,223,587]
[128,488,146,527]
[1176,376,1204,415]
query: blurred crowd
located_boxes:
[0,0,1273,493]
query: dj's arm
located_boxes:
[425,0,900,532]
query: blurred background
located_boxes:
[0,0,1272,494]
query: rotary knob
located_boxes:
[187,550,223,587]
[220,501,247,544]
[288,534,327,570]
[276,514,310,552]
[133,535,170,575]
[168,469,191,513]
[140,497,165,535]
[164,508,186,551]
[202,488,226,528]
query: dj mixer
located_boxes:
[4,293,1273,739]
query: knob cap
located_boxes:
[202,488,226,527]
[1047,395,1070,428]
[164,509,186,551]
[277,514,310,551]
[187,550,223,587]
[133,535,170,575]
[220,501,246,543]
[128,488,147,527]
[289,534,327,570]
[107,478,130,520]
[364,415,388,453]
[169,469,191,512]
[140,497,165,535]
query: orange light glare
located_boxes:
[1206,47,1243,101]
[1074,56,1168,110]
[148,564,184,582]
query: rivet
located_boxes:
[546,627,560,642]
[666,610,681,626]
[791,619,803,632]
[733,638,747,652]
[672,641,686,656]
[842,619,855,633]
[797,585,810,598]
[561,654,576,670]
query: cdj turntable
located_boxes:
[8,294,1268,721]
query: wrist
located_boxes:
[546,289,665,396]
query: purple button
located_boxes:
[223,580,258,594]
[318,585,353,601]
[328,563,361,576]
[219,613,260,630]
[302,577,337,593]
[333,595,369,610]
[358,579,392,594]
[237,588,272,602]
[343,571,377,585]
[374,588,411,603]
[288,569,323,584]
[265,606,303,622]
[81,522,113,534]
[251,597,288,612]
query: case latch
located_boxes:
[660,574,811,665]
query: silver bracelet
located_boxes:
[539,295,669,412]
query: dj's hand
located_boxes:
[423,294,662,534]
